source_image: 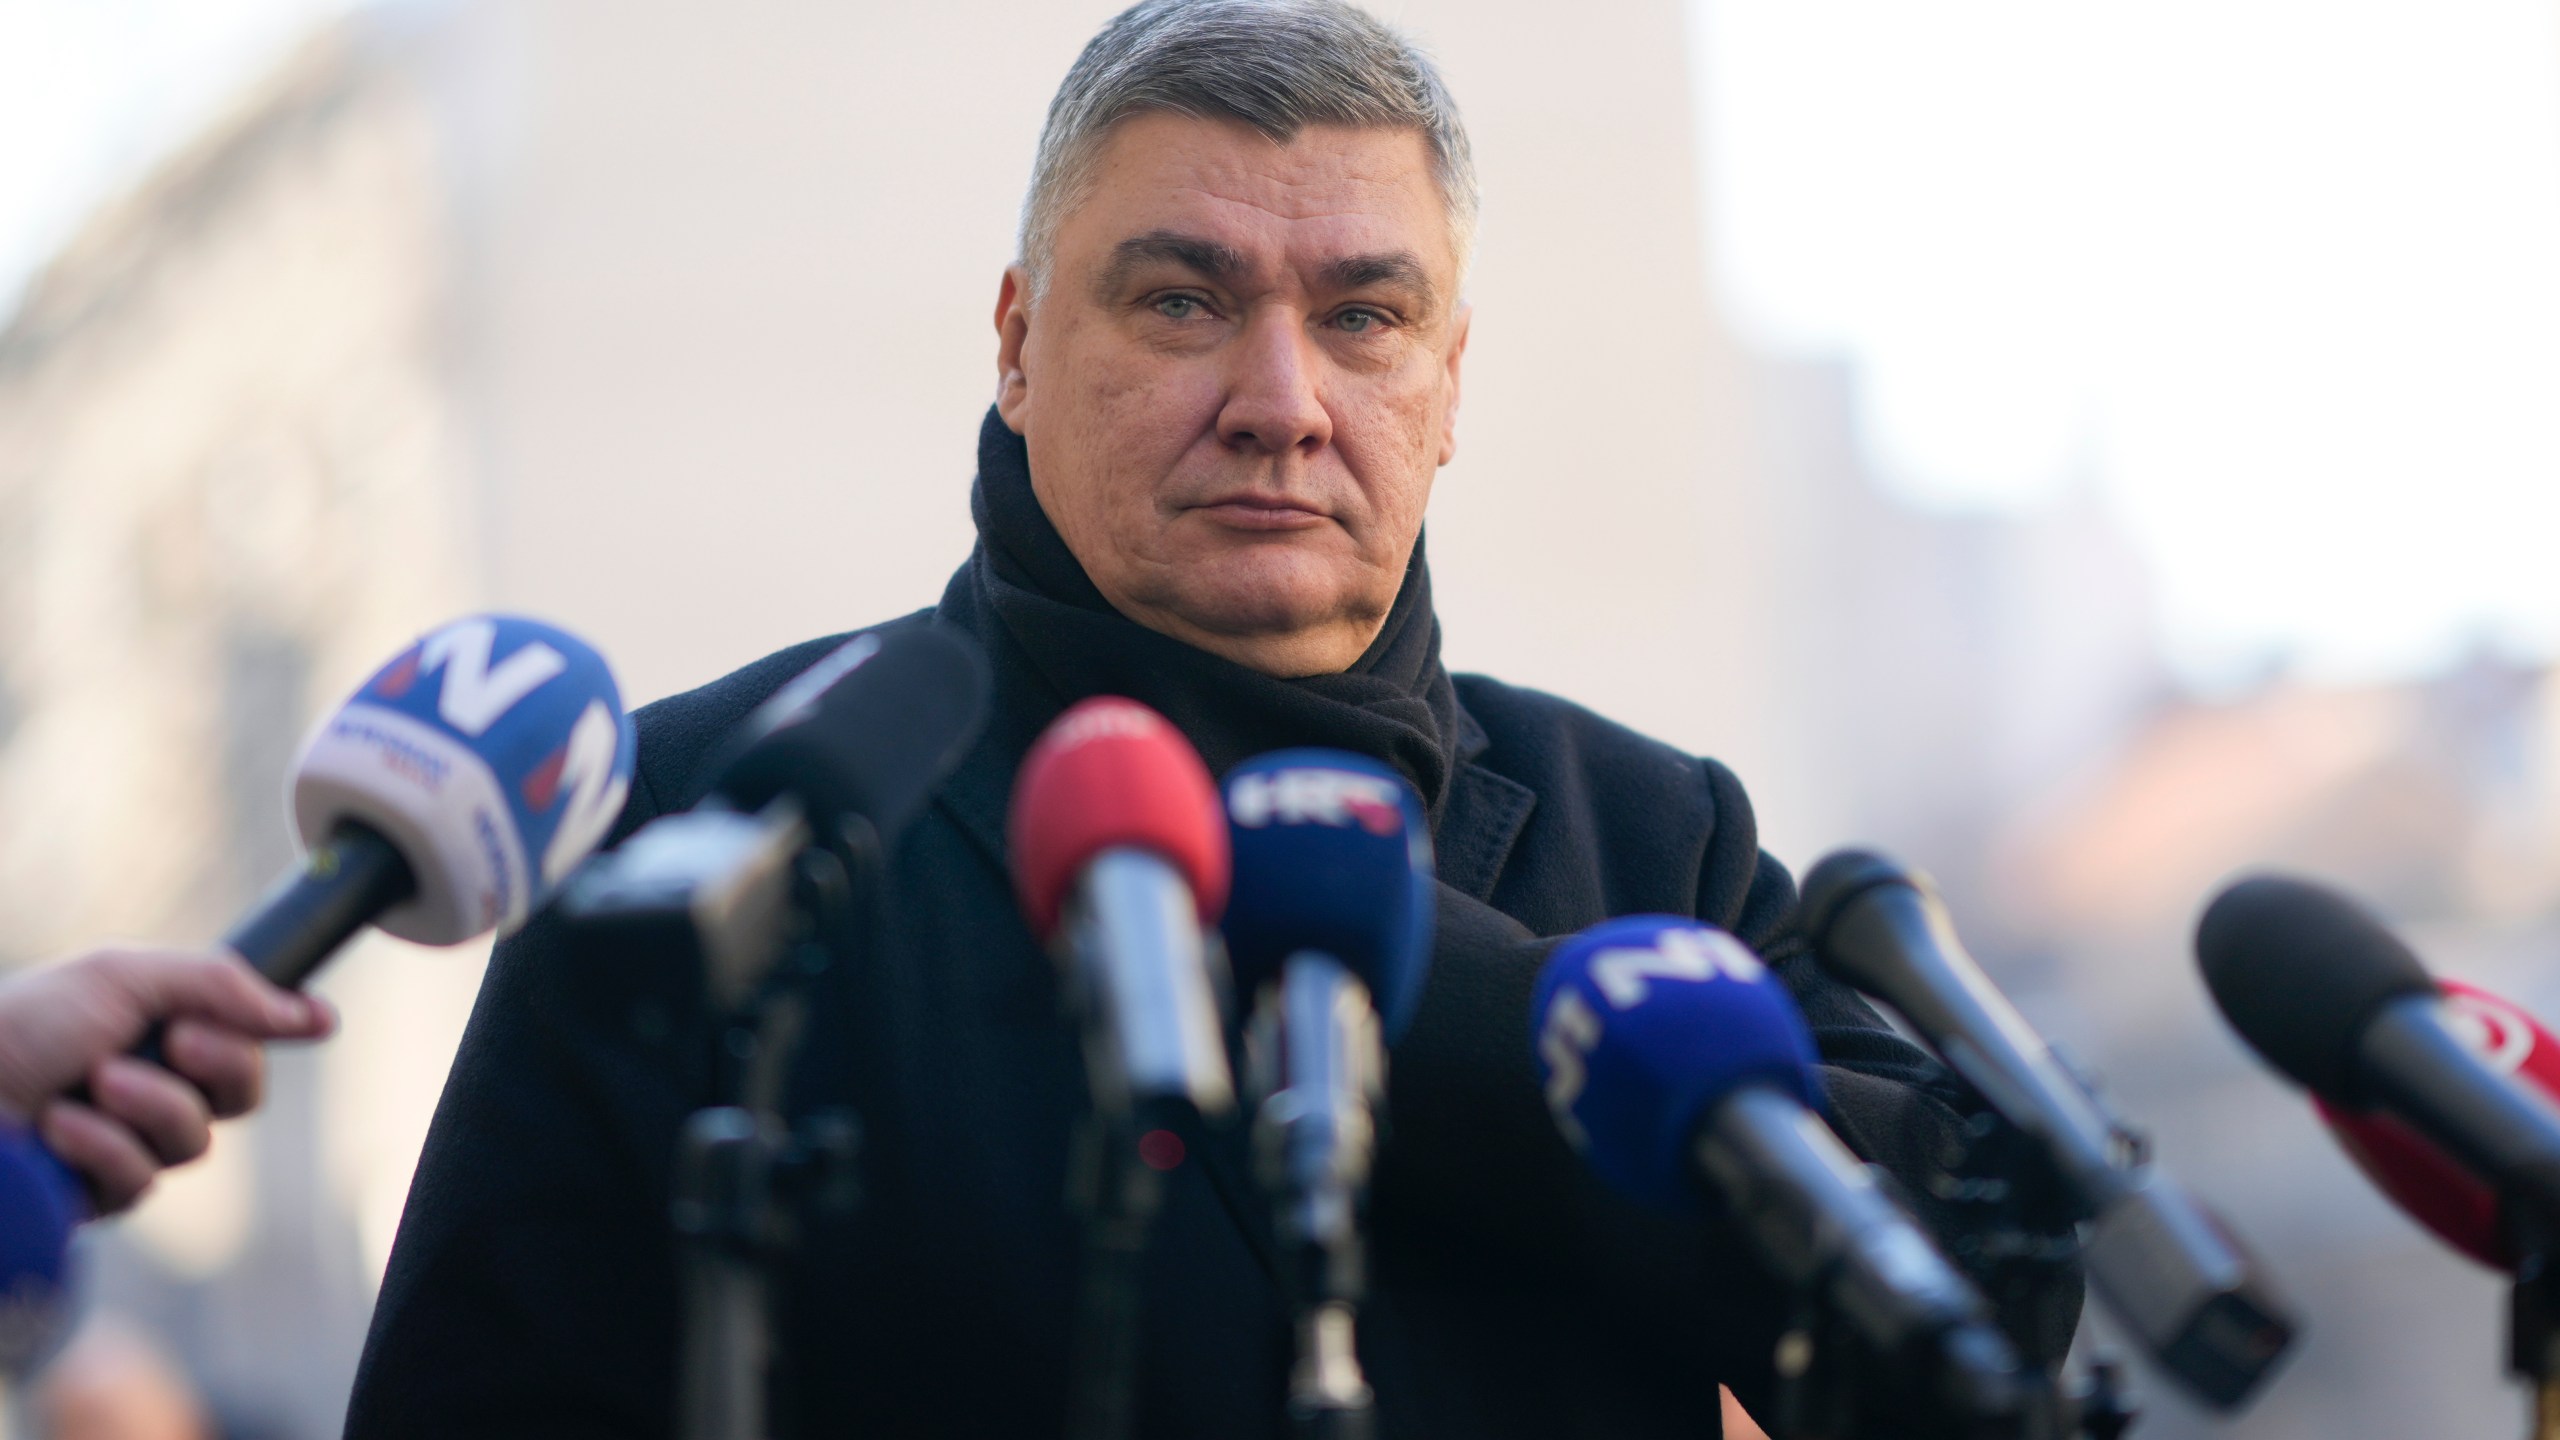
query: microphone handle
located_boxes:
[1069,847,1234,1119]
[1267,954,1378,1435]
[1824,882,2126,1209]
[1695,1087,2029,1434]
[118,820,416,1079]
[226,819,419,989]
[2363,995,2560,1230]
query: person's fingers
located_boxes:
[85,948,332,1042]
[159,1020,265,1119]
[85,1056,213,1168]
[38,1101,156,1215]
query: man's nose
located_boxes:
[1216,309,1332,457]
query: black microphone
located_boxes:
[1801,850,2297,1410]
[556,623,989,1440]
[559,623,992,1017]
[2197,873,2560,1229]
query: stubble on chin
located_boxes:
[1135,529,1400,653]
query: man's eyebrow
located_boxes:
[1319,250,1435,302]
[1096,231,1249,294]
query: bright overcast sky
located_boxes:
[4,3,2558,686]
[1695,0,2560,685]
[0,0,351,318]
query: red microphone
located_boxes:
[1010,698,1236,1440]
[1008,696,1234,1119]
[2319,979,2560,1269]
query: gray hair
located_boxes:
[1019,0,1478,300]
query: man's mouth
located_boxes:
[1192,494,1330,532]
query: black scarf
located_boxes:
[950,407,1463,824]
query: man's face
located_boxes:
[995,112,1470,678]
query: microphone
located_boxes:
[2318,979,2560,1272]
[2197,874,2560,1235]
[1801,849,2297,1409]
[1007,697,1234,1440]
[0,613,637,1376]
[1531,915,2031,1437]
[551,624,988,1440]
[1009,697,1235,1124]
[558,625,992,1016]
[708,625,991,847]
[2195,874,2560,1427]
[1221,748,1435,1437]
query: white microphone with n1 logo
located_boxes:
[270,613,635,976]
[0,613,637,1376]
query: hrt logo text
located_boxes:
[1227,768,1403,835]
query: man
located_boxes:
[352,2,2079,1435]
[0,946,333,1212]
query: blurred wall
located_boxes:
[0,23,469,1436]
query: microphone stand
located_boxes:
[1761,1110,2138,1440]
[1768,1293,2126,1440]
[1064,1102,1174,1440]
[1248,955,1384,1440]
[2509,1221,2560,1440]
[560,802,869,1440]
[1053,855,1236,1440]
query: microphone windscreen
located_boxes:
[1008,698,1227,944]
[291,614,636,945]
[1531,916,1820,1213]
[714,624,992,843]
[2196,873,2437,1101]
[0,1124,81,1376]
[1795,847,1917,955]
[2317,978,2560,1271]
[1221,749,1435,1040]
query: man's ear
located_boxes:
[1437,302,1472,466]
[994,265,1034,433]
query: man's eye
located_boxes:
[1155,295,1204,319]
[1335,308,1388,334]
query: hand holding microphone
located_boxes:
[0,613,636,1377]
[0,947,333,1212]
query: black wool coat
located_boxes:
[347,416,2079,1439]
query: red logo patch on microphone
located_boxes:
[2445,990,2537,1075]
[373,646,424,700]
[1343,792,1401,836]
[520,743,568,812]
[2319,978,2560,1270]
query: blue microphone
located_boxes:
[0,614,636,1376]
[1223,749,1433,1037]
[1532,916,2032,1436]
[1223,749,1434,1437]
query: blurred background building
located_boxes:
[0,1,2556,1436]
